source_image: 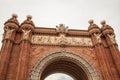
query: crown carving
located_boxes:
[56,24,68,33]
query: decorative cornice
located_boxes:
[2,38,15,43]
[33,27,90,36]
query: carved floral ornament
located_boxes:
[31,34,93,46]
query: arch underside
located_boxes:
[41,59,88,80]
[30,50,99,80]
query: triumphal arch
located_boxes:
[0,14,120,80]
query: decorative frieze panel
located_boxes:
[31,34,93,46]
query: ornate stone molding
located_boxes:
[30,50,99,80]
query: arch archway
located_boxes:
[30,50,99,80]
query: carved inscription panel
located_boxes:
[31,35,93,46]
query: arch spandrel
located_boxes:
[30,50,100,80]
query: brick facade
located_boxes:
[0,15,120,80]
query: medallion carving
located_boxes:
[31,35,93,46]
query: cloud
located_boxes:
[45,73,73,80]
[57,76,73,80]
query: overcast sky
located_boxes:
[45,73,73,80]
[0,0,120,80]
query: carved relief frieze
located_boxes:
[31,35,93,46]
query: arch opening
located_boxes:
[30,51,99,80]
[41,59,89,80]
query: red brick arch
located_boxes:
[30,50,99,80]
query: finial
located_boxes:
[12,14,18,18]
[100,20,106,26]
[21,15,35,28]
[26,15,32,20]
[88,19,94,25]
[4,13,19,25]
